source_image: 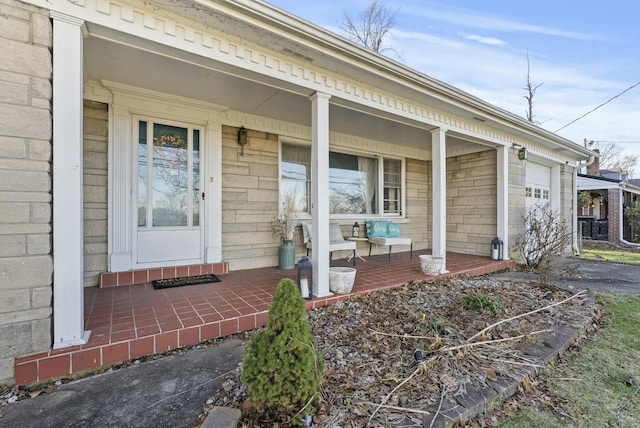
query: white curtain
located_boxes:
[357,156,377,214]
[284,144,311,165]
[282,144,312,211]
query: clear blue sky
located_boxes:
[266,0,640,154]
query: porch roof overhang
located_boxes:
[78,0,594,161]
[577,175,640,196]
[578,175,622,191]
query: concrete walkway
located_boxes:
[0,339,246,428]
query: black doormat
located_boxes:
[152,274,221,290]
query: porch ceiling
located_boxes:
[83,28,483,154]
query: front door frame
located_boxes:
[105,82,225,273]
[132,116,205,269]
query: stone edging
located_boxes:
[422,292,596,427]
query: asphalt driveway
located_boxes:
[493,257,640,295]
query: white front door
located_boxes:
[134,119,204,267]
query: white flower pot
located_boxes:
[420,255,444,276]
[329,267,357,294]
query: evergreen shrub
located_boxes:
[241,278,324,425]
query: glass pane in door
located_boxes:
[151,124,189,227]
[137,121,148,227]
[192,130,200,227]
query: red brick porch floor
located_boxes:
[14,250,514,386]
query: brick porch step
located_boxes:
[99,262,229,287]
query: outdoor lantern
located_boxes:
[491,237,504,261]
[237,126,248,156]
[518,147,528,161]
[352,221,360,238]
[297,256,312,299]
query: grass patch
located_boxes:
[498,293,640,427]
[462,292,502,316]
[579,241,640,265]
[581,248,640,265]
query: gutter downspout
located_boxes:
[573,155,595,255]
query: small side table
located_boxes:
[346,237,368,262]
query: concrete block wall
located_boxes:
[0,0,53,384]
[446,150,497,256]
[83,101,109,286]
[221,126,285,271]
[404,158,430,250]
[560,165,577,254]
[508,150,527,257]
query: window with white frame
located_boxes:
[280,142,404,217]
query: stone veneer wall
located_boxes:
[560,165,577,254]
[83,101,109,286]
[0,0,53,383]
[508,149,527,257]
[403,158,430,249]
[221,126,282,271]
[446,150,497,256]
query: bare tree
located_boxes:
[591,140,639,175]
[523,52,543,124]
[340,0,399,54]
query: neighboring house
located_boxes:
[577,155,640,243]
[0,0,593,384]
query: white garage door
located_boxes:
[526,162,551,210]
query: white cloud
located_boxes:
[462,34,508,46]
[399,3,598,40]
[391,29,464,49]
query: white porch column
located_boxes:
[310,92,332,297]
[496,146,510,259]
[51,12,90,348]
[431,128,448,273]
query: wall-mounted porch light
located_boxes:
[518,147,528,161]
[237,126,248,156]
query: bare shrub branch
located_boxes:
[514,203,572,270]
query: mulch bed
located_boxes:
[208,276,596,427]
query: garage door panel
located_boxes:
[526,162,551,209]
